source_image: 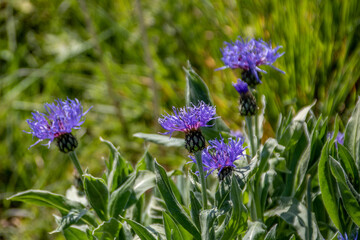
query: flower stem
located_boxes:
[255,114,260,150]
[195,151,208,210]
[68,151,84,177]
[245,116,256,157]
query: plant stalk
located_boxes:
[68,151,84,177]
[195,151,208,210]
[245,116,256,157]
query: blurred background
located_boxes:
[0,0,359,239]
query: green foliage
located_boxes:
[83,174,109,221]
[2,0,360,239]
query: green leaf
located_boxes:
[108,172,136,218]
[137,150,156,172]
[264,197,322,240]
[100,137,132,192]
[329,156,360,226]
[344,97,360,166]
[257,138,279,178]
[83,174,109,221]
[51,209,87,233]
[338,144,359,188]
[294,144,311,192]
[123,218,157,240]
[264,224,277,240]
[221,176,247,240]
[190,191,201,230]
[184,60,212,106]
[154,161,201,239]
[279,101,316,147]
[134,133,185,147]
[200,208,217,240]
[8,190,97,227]
[318,142,345,232]
[133,170,156,199]
[163,211,184,240]
[242,221,266,240]
[63,226,89,240]
[93,218,122,240]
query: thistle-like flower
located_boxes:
[217,37,285,87]
[190,136,247,180]
[233,79,257,116]
[25,98,92,153]
[158,101,217,153]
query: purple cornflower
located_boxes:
[158,101,217,136]
[25,98,92,150]
[190,136,247,180]
[217,37,285,85]
[159,101,218,153]
[328,131,344,149]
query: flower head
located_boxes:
[25,98,92,149]
[190,136,247,180]
[233,79,249,94]
[158,101,217,137]
[217,37,285,84]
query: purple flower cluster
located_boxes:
[158,101,217,136]
[190,136,247,178]
[25,98,92,148]
[217,37,285,83]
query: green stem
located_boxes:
[247,182,257,220]
[255,114,260,150]
[68,151,84,177]
[245,116,256,157]
[195,151,208,210]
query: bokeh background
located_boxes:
[0,0,359,239]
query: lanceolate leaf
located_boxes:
[264,224,278,240]
[184,60,212,106]
[221,176,247,240]
[51,209,88,233]
[93,218,122,240]
[265,197,322,240]
[344,97,360,166]
[155,161,201,239]
[190,191,202,230]
[337,144,359,189]
[318,142,345,232]
[200,209,217,240]
[8,190,97,227]
[108,173,136,218]
[122,218,157,240]
[83,174,109,221]
[329,156,360,226]
[133,133,185,147]
[100,137,132,192]
[242,221,266,240]
[163,211,185,240]
[63,226,89,240]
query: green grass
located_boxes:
[0,0,359,239]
